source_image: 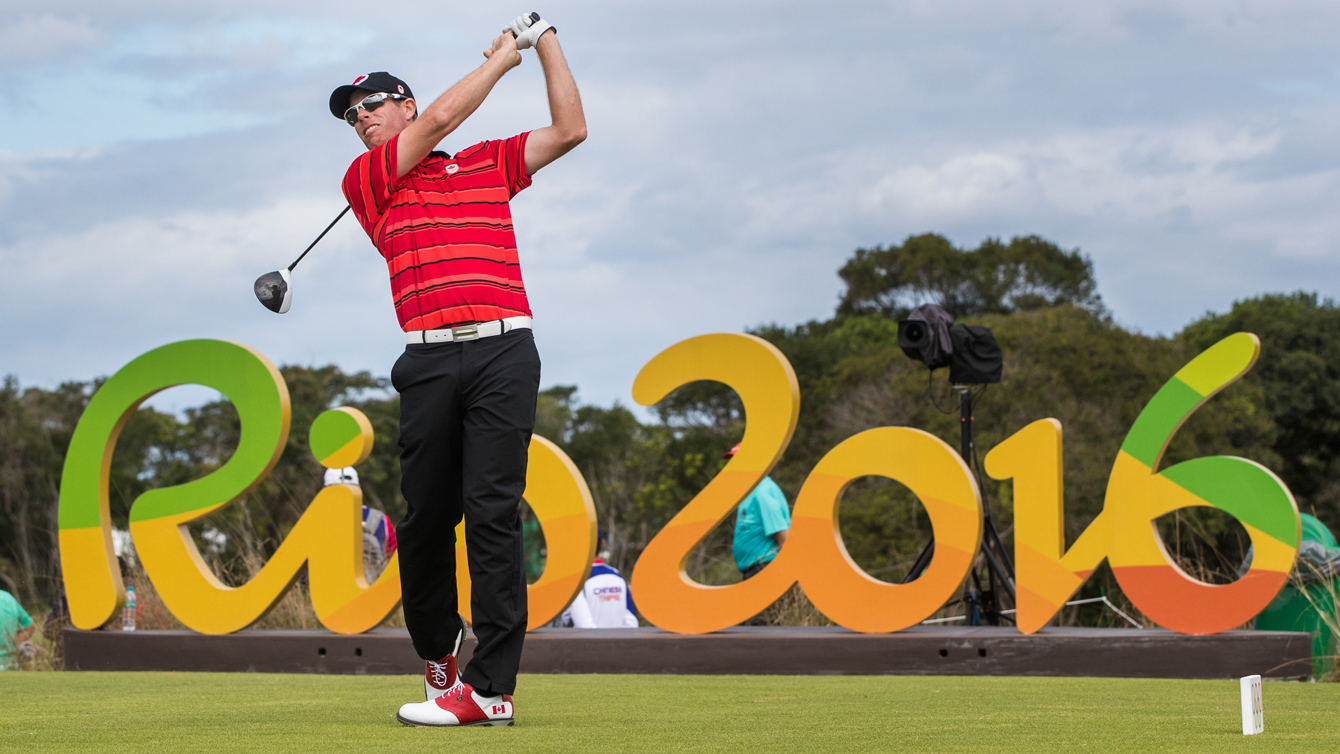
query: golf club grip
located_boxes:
[288,205,352,271]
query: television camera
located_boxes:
[896,304,1013,626]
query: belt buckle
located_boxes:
[451,324,479,342]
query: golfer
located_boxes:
[332,13,584,727]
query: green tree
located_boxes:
[0,378,99,606]
[837,233,1103,320]
[1181,292,1340,528]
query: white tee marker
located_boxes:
[1240,675,1264,735]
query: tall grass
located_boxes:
[765,585,833,627]
[1296,564,1340,682]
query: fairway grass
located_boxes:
[2,672,1337,752]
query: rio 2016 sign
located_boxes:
[59,332,1300,636]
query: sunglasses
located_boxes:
[344,92,408,126]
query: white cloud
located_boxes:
[853,121,1340,330]
[898,0,1340,47]
[0,16,375,153]
[0,15,104,62]
[864,124,1333,243]
[872,152,1032,219]
[7,0,1340,402]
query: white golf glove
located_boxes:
[507,12,555,50]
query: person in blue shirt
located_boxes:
[725,443,791,579]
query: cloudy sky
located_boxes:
[4,1,1340,411]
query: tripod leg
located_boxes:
[980,518,1016,602]
[902,539,935,584]
[966,565,984,626]
[982,515,1016,580]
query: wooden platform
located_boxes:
[64,626,1314,679]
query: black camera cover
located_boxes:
[948,325,1003,384]
[898,304,955,369]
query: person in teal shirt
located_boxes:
[726,444,791,579]
[0,589,34,670]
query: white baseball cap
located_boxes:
[323,467,360,486]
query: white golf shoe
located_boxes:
[396,682,514,727]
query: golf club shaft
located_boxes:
[288,205,351,272]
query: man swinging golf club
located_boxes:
[332,12,584,726]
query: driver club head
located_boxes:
[254,269,292,314]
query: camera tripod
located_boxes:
[902,385,1016,625]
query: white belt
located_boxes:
[405,316,532,345]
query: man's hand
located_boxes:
[507,12,555,50]
[482,32,523,69]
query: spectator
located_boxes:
[726,443,791,580]
[560,531,638,628]
[324,467,398,579]
[0,589,34,670]
[43,587,69,642]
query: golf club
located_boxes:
[253,205,351,314]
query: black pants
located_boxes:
[391,328,540,696]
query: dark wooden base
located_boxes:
[64,625,1314,679]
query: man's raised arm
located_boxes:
[394,33,522,178]
[523,30,587,176]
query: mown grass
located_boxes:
[2,673,1338,752]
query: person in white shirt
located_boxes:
[560,531,638,628]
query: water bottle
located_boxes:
[122,586,137,631]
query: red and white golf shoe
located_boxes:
[396,682,514,727]
[423,629,464,701]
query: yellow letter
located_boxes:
[793,427,982,632]
[629,334,801,633]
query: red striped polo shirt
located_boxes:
[342,132,533,331]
